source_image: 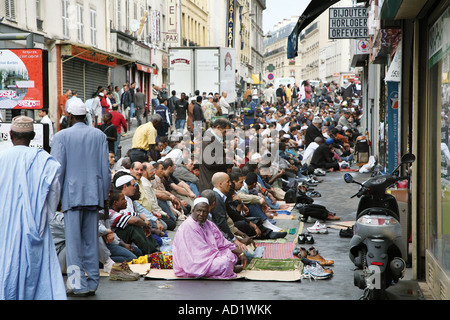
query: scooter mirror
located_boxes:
[344,173,353,183]
[401,153,416,164]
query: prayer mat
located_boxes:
[246,258,302,272]
[142,266,303,282]
[254,242,298,259]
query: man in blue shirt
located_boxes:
[243,95,256,126]
[154,98,172,140]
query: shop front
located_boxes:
[418,1,450,299]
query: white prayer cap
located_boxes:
[193,197,209,208]
[67,99,87,115]
[251,153,261,161]
[115,175,134,188]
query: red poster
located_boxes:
[0,49,47,109]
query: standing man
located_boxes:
[134,88,146,127]
[111,104,128,160]
[51,100,111,297]
[154,98,172,138]
[129,81,136,119]
[38,108,54,146]
[193,96,205,129]
[58,89,71,129]
[99,112,117,154]
[199,118,233,192]
[243,94,256,126]
[174,92,188,132]
[121,84,132,124]
[264,83,276,105]
[0,116,66,300]
[167,90,179,126]
[219,91,231,117]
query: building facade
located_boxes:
[351,0,450,299]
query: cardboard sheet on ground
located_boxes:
[138,263,303,282]
[328,221,355,230]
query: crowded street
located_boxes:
[0,0,448,306]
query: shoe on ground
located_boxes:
[305,233,314,244]
[306,247,334,266]
[297,233,306,244]
[307,221,328,234]
[302,263,332,280]
[66,289,90,297]
[109,262,140,281]
[339,226,353,238]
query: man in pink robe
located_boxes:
[172,197,247,279]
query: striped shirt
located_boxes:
[109,196,139,229]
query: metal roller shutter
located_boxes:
[62,58,109,102]
[62,58,85,100]
[84,61,109,100]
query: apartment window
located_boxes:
[90,9,97,46]
[116,0,121,30]
[62,0,69,38]
[36,0,41,19]
[5,0,16,21]
[77,4,84,42]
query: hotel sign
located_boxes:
[165,0,179,43]
[329,7,368,39]
[226,0,235,48]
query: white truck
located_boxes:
[168,47,236,104]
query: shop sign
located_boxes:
[226,0,235,48]
[329,7,368,39]
[0,49,48,110]
[428,5,450,68]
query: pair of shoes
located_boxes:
[302,262,332,280]
[339,226,353,238]
[269,231,287,239]
[306,191,321,198]
[307,221,328,234]
[109,261,140,281]
[297,233,314,244]
[306,246,334,266]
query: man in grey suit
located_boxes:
[134,88,146,126]
[51,99,111,297]
[210,172,250,253]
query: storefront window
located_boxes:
[439,51,450,275]
[429,6,450,276]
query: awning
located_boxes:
[287,0,340,59]
[380,0,427,20]
[252,74,262,85]
[136,63,158,74]
[58,40,136,67]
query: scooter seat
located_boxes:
[356,207,400,222]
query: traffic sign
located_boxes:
[267,73,274,81]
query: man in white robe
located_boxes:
[0,116,66,300]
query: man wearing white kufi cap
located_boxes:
[0,116,66,299]
[172,196,247,279]
[51,99,111,297]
